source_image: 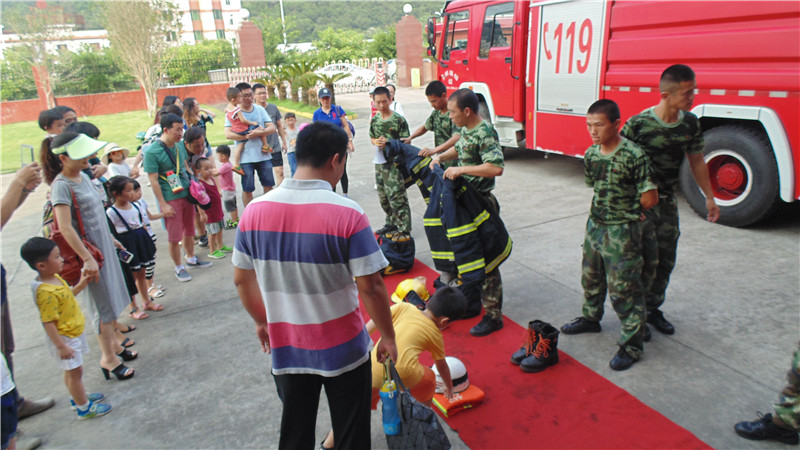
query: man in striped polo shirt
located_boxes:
[233,121,398,449]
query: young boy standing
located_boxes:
[560,99,658,371]
[214,145,239,228]
[20,237,112,419]
[430,88,505,337]
[402,80,460,168]
[283,113,299,178]
[195,158,232,259]
[370,86,412,241]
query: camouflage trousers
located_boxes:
[375,163,411,233]
[775,343,800,431]
[641,194,680,312]
[581,218,646,358]
[482,268,503,319]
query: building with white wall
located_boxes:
[175,0,247,47]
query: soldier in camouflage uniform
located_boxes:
[431,88,505,337]
[370,86,412,239]
[735,343,800,445]
[403,81,461,169]
[561,99,658,371]
[620,64,720,337]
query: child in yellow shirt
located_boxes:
[21,237,113,420]
[321,286,467,449]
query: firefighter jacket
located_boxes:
[385,140,513,286]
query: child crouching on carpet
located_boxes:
[320,286,467,449]
[20,237,112,420]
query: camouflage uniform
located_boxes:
[581,138,656,359]
[775,343,800,431]
[455,121,505,319]
[425,109,459,169]
[621,107,703,313]
[370,112,411,233]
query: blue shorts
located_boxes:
[241,160,274,193]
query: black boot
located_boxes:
[647,309,675,335]
[520,323,559,373]
[735,413,799,445]
[469,314,503,337]
[510,320,543,365]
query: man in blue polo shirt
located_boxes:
[224,82,276,207]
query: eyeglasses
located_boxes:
[241,93,254,98]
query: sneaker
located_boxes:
[469,315,504,337]
[220,245,234,253]
[208,250,226,259]
[735,412,800,445]
[185,258,213,269]
[224,220,238,230]
[198,235,209,248]
[77,401,112,420]
[609,347,637,371]
[560,317,602,335]
[175,267,192,282]
[70,393,105,410]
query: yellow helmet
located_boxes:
[391,277,430,304]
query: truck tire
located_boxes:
[679,125,780,227]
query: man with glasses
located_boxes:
[223,83,276,206]
[253,83,289,186]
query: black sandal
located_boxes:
[101,363,134,381]
[117,348,138,362]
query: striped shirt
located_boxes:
[232,179,388,376]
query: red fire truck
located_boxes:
[426,0,800,226]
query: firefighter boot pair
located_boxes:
[510,321,560,373]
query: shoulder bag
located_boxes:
[49,185,105,285]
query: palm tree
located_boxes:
[252,68,280,99]
[315,72,350,105]
[283,60,320,103]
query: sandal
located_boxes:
[120,337,135,348]
[232,166,245,176]
[117,348,138,362]
[142,300,164,311]
[101,364,134,381]
[118,324,136,333]
[129,309,149,320]
[148,286,165,298]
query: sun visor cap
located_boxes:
[51,134,107,160]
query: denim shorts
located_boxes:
[241,160,274,193]
[271,150,284,167]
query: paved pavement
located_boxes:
[1,86,798,449]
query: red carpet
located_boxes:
[367,260,710,449]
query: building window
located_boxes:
[443,10,469,61]
[225,0,230,5]
[57,44,67,51]
[229,16,234,25]
[190,10,200,21]
[194,31,203,41]
[216,30,225,39]
[213,9,222,20]
[167,31,177,42]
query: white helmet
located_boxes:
[432,356,469,394]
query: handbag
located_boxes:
[49,186,105,285]
[386,360,451,450]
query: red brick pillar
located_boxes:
[395,14,423,88]
[238,21,266,68]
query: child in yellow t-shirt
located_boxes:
[320,286,467,450]
[20,237,112,420]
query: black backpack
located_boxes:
[377,234,415,275]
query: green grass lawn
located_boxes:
[1,104,229,174]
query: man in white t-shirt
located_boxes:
[224,82,277,207]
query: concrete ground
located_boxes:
[1,86,798,449]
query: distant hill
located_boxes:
[243,1,444,41]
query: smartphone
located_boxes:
[118,250,134,264]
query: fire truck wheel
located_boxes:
[478,100,492,123]
[679,125,781,227]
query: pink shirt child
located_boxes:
[225,107,250,134]
[217,162,236,192]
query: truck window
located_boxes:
[479,2,514,58]
[443,10,470,61]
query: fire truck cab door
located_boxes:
[472,2,517,118]
[440,9,471,92]
[535,0,607,115]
